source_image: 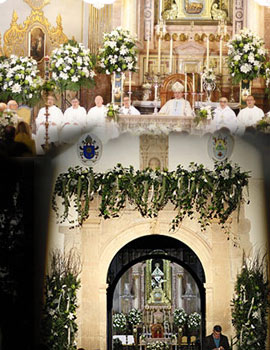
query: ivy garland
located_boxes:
[231,255,269,350]
[52,162,250,231]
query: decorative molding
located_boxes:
[23,0,50,11]
[233,0,246,34]
[140,134,168,170]
[144,0,154,41]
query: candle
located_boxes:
[206,35,210,69]
[159,0,162,19]
[129,71,132,93]
[200,73,203,93]
[219,37,223,74]
[121,72,124,106]
[192,73,195,92]
[169,36,173,73]
[154,84,158,100]
[184,72,187,93]
[146,37,150,73]
[158,37,161,73]
[112,72,115,104]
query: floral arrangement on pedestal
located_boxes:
[0,110,16,138]
[98,27,137,74]
[201,67,216,85]
[173,308,187,329]
[0,55,42,106]
[256,114,270,132]
[52,162,250,232]
[106,103,120,121]
[231,255,269,350]
[41,249,81,350]
[194,105,213,126]
[127,308,142,326]
[146,341,169,350]
[227,28,266,84]
[50,40,96,91]
[187,312,201,332]
[113,312,127,333]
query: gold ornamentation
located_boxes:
[0,34,3,56]
[211,2,227,21]
[3,6,68,60]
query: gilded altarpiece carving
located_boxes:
[3,0,68,74]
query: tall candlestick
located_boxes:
[146,37,150,73]
[159,0,162,19]
[200,73,203,93]
[192,72,195,92]
[158,37,161,73]
[129,71,132,94]
[112,72,115,104]
[121,72,124,106]
[184,72,187,93]
[206,35,210,69]
[219,37,223,74]
[154,84,158,101]
[169,37,173,73]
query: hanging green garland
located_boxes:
[52,162,250,231]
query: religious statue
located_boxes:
[162,1,179,20]
[184,0,204,15]
[151,263,166,289]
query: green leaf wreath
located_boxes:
[41,249,81,350]
[52,162,250,231]
[231,255,269,350]
[50,40,96,91]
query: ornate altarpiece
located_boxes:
[2,0,68,74]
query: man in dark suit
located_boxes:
[203,325,230,350]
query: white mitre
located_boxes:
[172,81,184,93]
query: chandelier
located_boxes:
[83,0,115,9]
[254,0,270,6]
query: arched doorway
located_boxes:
[106,235,206,350]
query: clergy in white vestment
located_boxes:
[86,95,119,142]
[211,97,238,134]
[7,100,23,126]
[237,95,264,134]
[35,95,63,153]
[119,96,140,115]
[159,81,193,117]
[60,98,87,143]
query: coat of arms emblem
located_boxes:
[208,131,234,162]
[77,133,102,165]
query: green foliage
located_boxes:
[231,255,269,350]
[127,308,142,326]
[52,162,250,232]
[113,312,127,332]
[41,249,81,350]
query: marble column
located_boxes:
[177,274,183,309]
[133,275,140,309]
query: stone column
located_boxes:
[177,274,183,309]
[204,283,214,335]
[233,0,247,35]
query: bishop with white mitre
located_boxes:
[211,97,238,133]
[60,97,87,143]
[159,81,193,117]
[237,95,264,134]
[35,95,63,152]
[86,95,119,142]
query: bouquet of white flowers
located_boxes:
[227,28,266,83]
[112,312,127,332]
[201,67,216,85]
[173,308,187,328]
[127,308,142,326]
[0,55,42,106]
[187,312,201,331]
[50,40,96,91]
[146,341,169,350]
[106,103,120,121]
[194,105,213,126]
[99,27,138,74]
[0,110,16,138]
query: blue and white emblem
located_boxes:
[77,133,102,165]
[208,131,234,162]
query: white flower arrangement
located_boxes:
[106,103,120,121]
[227,28,266,83]
[127,308,142,326]
[0,55,42,106]
[201,67,216,85]
[112,312,127,331]
[146,341,169,350]
[50,40,96,91]
[0,110,16,138]
[99,27,138,74]
[187,312,201,331]
[173,308,187,327]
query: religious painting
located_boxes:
[29,27,45,62]
[184,0,204,15]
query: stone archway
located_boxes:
[106,234,206,350]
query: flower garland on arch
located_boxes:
[227,28,266,84]
[52,162,250,232]
[98,27,138,74]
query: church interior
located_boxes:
[0,1,270,350]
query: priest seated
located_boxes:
[159,82,193,117]
[119,96,140,115]
[210,97,238,134]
